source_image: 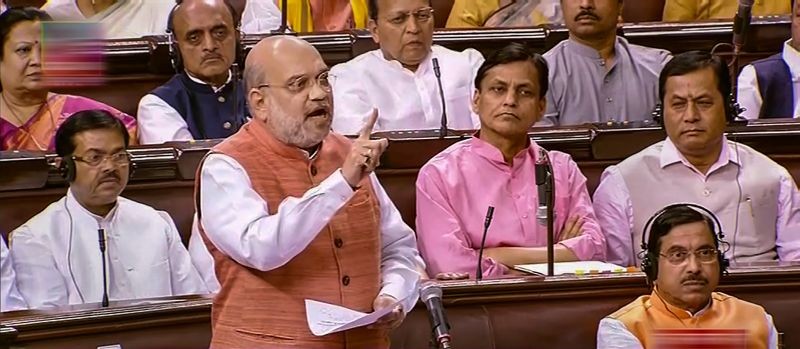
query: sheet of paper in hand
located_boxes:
[305,298,402,336]
[651,328,747,349]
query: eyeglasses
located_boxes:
[385,7,435,25]
[258,71,332,94]
[659,248,718,265]
[72,151,130,167]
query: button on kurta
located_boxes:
[223,121,232,130]
[342,275,350,286]
[217,96,226,103]
[310,165,318,176]
[334,238,343,248]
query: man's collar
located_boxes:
[783,39,800,78]
[184,69,233,93]
[66,188,120,224]
[651,288,713,319]
[659,136,740,170]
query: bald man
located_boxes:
[195,36,423,348]
[137,0,248,144]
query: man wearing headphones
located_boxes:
[136,0,248,144]
[593,51,800,267]
[9,110,206,309]
[597,204,778,349]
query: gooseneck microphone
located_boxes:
[420,283,452,349]
[732,0,755,53]
[535,148,556,276]
[432,58,448,139]
[476,206,495,281]
[277,0,289,33]
[98,228,109,307]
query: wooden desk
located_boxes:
[2,266,798,349]
[3,120,800,240]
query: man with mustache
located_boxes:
[9,110,206,309]
[329,0,485,135]
[195,36,423,348]
[541,0,671,126]
[415,43,605,279]
[593,51,800,268]
[136,0,248,144]
[597,204,778,349]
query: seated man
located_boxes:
[197,36,422,347]
[279,0,368,32]
[0,7,137,151]
[446,0,563,28]
[10,110,206,309]
[42,0,175,39]
[137,0,247,144]
[416,43,606,279]
[543,0,671,126]
[664,0,790,22]
[330,0,484,135]
[594,51,800,267]
[738,0,799,119]
[1,239,27,312]
[597,204,778,349]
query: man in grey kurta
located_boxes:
[541,0,671,126]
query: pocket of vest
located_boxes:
[234,328,296,341]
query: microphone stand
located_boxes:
[544,168,555,277]
[98,228,109,307]
[276,0,289,33]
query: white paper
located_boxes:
[514,261,627,275]
[305,298,401,336]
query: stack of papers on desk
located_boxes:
[514,261,627,275]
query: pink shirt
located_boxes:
[415,137,606,278]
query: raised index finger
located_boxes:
[358,109,379,140]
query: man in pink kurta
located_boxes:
[415,43,606,279]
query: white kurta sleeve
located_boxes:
[136,94,194,145]
[1,242,27,311]
[592,166,637,267]
[596,317,644,349]
[775,171,800,261]
[9,227,69,309]
[155,211,208,295]
[736,65,762,120]
[330,64,376,136]
[369,174,424,313]
[187,216,220,293]
[199,153,357,272]
[240,0,283,33]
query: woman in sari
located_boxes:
[0,7,137,152]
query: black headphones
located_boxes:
[166,0,244,73]
[652,93,743,126]
[640,203,730,286]
[59,153,135,183]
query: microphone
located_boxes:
[732,0,754,52]
[535,148,550,227]
[277,0,289,33]
[232,63,240,131]
[476,206,495,281]
[420,283,452,349]
[98,228,109,308]
[432,58,448,139]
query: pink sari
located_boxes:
[0,94,138,151]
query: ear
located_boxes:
[247,88,269,122]
[369,19,380,44]
[471,89,480,115]
[534,96,547,124]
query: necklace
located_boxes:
[0,93,55,151]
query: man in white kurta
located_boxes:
[11,190,207,309]
[330,0,484,135]
[9,109,206,309]
[1,241,27,312]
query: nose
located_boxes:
[502,89,518,107]
[684,103,702,123]
[684,253,703,274]
[579,0,595,9]
[308,79,328,101]
[405,16,421,34]
[30,44,42,67]
[201,32,218,52]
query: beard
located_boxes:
[265,98,331,149]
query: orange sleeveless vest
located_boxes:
[197,120,387,348]
[610,291,770,349]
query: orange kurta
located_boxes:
[610,291,770,349]
[197,120,386,348]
